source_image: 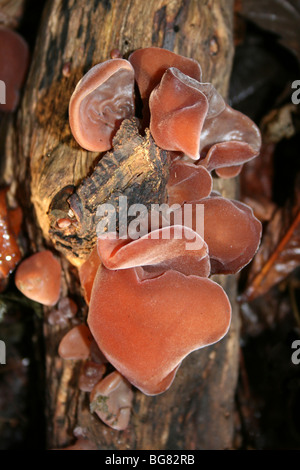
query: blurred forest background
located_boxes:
[0,0,300,450]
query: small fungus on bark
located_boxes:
[58,324,93,360]
[90,370,134,430]
[15,250,61,305]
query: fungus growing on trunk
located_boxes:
[69,59,135,152]
[199,140,258,179]
[199,104,261,176]
[63,46,263,400]
[97,225,210,277]
[15,250,61,305]
[58,324,93,360]
[128,46,202,123]
[90,371,134,430]
[149,67,209,159]
[166,160,212,205]
[128,47,202,101]
[198,196,262,274]
[0,27,29,112]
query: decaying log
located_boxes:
[3,0,239,450]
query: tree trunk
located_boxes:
[2,0,239,450]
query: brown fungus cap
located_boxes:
[0,27,29,112]
[167,160,212,205]
[15,250,61,305]
[88,266,231,395]
[215,164,243,179]
[200,104,261,156]
[128,46,202,103]
[90,371,134,430]
[149,67,209,159]
[199,196,262,274]
[69,59,135,152]
[199,141,258,179]
[58,324,93,360]
[97,225,210,278]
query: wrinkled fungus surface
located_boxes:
[69,59,135,152]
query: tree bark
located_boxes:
[2,0,239,450]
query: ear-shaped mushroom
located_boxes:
[90,371,134,430]
[198,196,262,274]
[58,324,94,360]
[149,67,209,159]
[0,27,29,112]
[69,59,135,152]
[200,104,261,157]
[199,141,258,179]
[215,164,243,179]
[97,225,210,278]
[128,46,202,116]
[88,266,231,395]
[167,160,212,205]
[195,82,225,119]
[15,250,61,305]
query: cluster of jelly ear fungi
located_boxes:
[68,47,262,397]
